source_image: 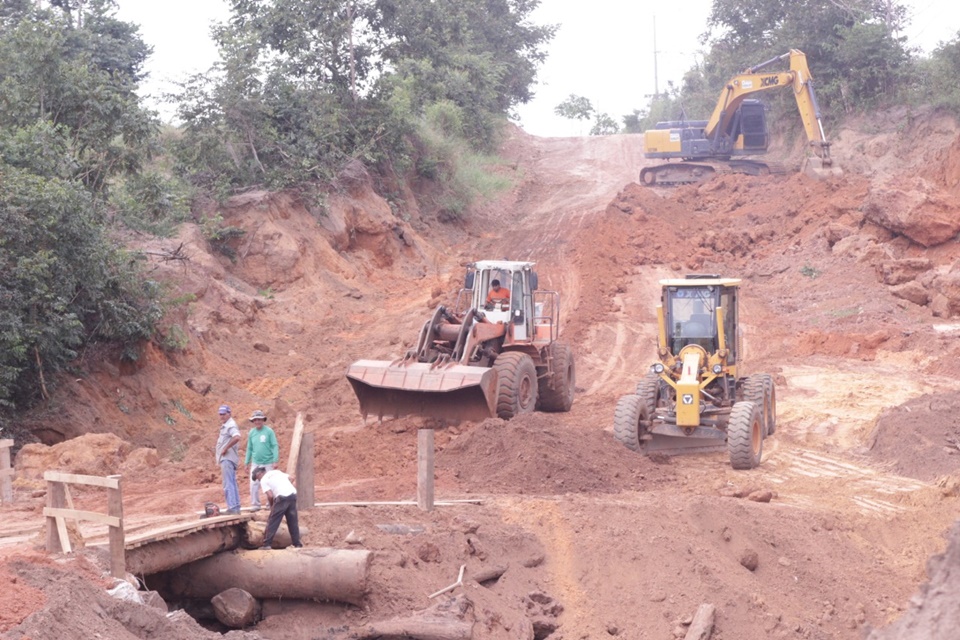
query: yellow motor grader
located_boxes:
[613,275,776,469]
[347,260,575,422]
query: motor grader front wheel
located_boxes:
[727,400,764,470]
[493,352,539,419]
[613,394,652,452]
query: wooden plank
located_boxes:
[684,603,716,640]
[43,507,121,528]
[107,477,125,579]
[45,481,66,552]
[55,517,72,554]
[313,499,483,507]
[417,429,435,512]
[124,514,252,549]
[0,440,11,503]
[296,432,315,511]
[285,413,304,475]
[43,471,120,489]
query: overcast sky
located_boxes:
[116,0,958,137]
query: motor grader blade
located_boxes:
[346,360,498,422]
[642,422,728,456]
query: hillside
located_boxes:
[2,107,960,639]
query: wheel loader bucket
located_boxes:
[346,360,498,422]
[802,157,843,179]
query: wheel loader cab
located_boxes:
[468,260,540,344]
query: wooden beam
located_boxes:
[285,413,304,475]
[417,429,435,512]
[313,499,483,507]
[43,507,120,528]
[0,440,12,503]
[126,514,252,549]
[55,516,72,554]
[43,471,120,489]
[107,476,125,579]
[296,432,315,511]
[45,481,67,552]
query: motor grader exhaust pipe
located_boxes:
[346,360,498,423]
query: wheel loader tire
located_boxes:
[760,374,777,435]
[613,394,651,452]
[493,352,539,420]
[727,401,763,470]
[538,342,576,412]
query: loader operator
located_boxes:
[485,279,510,309]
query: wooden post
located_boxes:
[417,429,434,512]
[107,475,125,579]
[0,439,13,504]
[45,480,69,553]
[296,432,315,511]
[286,413,305,475]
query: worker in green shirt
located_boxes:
[244,409,280,511]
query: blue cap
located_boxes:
[218,405,231,414]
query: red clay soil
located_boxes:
[2,106,960,639]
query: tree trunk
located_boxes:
[127,527,242,575]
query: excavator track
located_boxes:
[639,160,788,186]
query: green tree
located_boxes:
[0,1,164,415]
[590,112,620,136]
[554,94,594,123]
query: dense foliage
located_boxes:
[0,0,165,417]
[171,0,555,196]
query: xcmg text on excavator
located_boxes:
[613,275,776,469]
[640,49,841,186]
[346,260,576,423]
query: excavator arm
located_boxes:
[705,50,833,165]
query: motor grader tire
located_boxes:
[494,352,539,419]
[727,401,763,470]
[538,342,576,412]
[614,394,651,452]
[741,376,769,435]
[634,373,660,416]
[760,374,777,435]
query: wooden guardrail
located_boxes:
[43,471,125,578]
[0,439,13,504]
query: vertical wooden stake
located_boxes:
[417,429,434,512]
[0,439,13,504]
[45,480,68,553]
[286,413,305,475]
[296,432,315,511]
[107,475,125,579]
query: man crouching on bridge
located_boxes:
[252,466,304,550]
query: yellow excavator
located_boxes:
[640,49,842,186]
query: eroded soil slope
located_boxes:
[3,108,960,639]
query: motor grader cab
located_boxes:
[613,275,777,469]
[346,260,576,423]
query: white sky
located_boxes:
[116,0,958,136]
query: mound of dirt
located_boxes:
[14,433,159,487]
[868,521,960,640]
[867,391,960,481]
[437,413,674,495]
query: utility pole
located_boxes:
[653,15,659,99]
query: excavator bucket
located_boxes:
[802,157,843,179]
[346,360,498,423]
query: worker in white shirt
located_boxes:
[252,466,303,549]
